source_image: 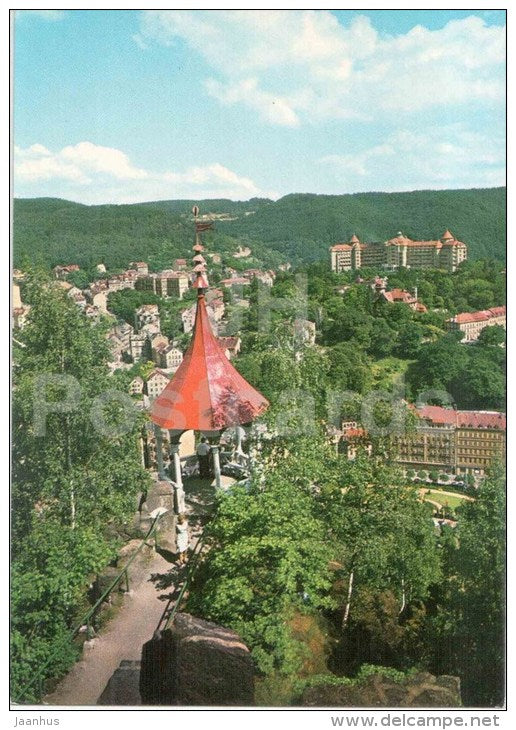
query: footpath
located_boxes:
[44,475,215,706]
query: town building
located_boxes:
[392,405,506,476]
[129,333,147,362]
[136,271,189,300]
[330,230,467,273]
[150,334,169,364]
[379,287,427,313]
[146,369,170,399]
[216,336,241,360]
[135,304,161,334]
[129,376,145,396]
[232,246,252,259]
[206,252,222,264]
[13,306,30,329]
[96,263,107,274]
[110,321,134,350]
[243,269,275,287]
[339,422,373,461]
[174,258,188,270]
[129,261,149,276]
[219,277,251,289]
[13,283,22,309]
[158,345,184,370]
[53,264,80,279]
[446,306,506,342]
[107,333,126,363]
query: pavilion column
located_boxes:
[154,424,166,479]
[170,442,186,515]
[211,445,222,490]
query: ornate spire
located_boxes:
[150,205,269,433]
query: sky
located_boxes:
[12,8,506,204]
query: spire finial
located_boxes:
[191,205,212,293]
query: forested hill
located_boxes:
[13,187,505,270]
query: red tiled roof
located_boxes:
[451,307,505,325]
[488,306,506,317]
[343,427,368,439]
[350,234,360,243]
[331,244,352,251]
[441,230,454,240]
[453,311,489,324]
[219,277,250,285]
[148,369,170,380]
[217,336,240,349]
[382,288,416,304]
[417,405,506,430]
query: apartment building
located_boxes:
[446,306,506,342]
[392,405,506,475]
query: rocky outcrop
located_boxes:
[140,613,254,706]
[300,672,461,707]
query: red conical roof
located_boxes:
[441,229,454,240]
[151,292,269,432]
[350,234,360,244]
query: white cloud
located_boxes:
[138,10,505,126]
[14,142,275,204]
[320,124,505,191]
[205,78,300,127]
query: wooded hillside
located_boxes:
[13,187,505,270]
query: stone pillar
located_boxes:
[211,445,222,490]
[170,443,186,515]
[154,425,166,479]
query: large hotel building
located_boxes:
[391,406,506,476]
[330,230,467,273]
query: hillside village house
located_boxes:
[136,270,189,299]
[146,369,170,399]
[219,277,251,290]
[379,287,427,313]
[135,304,161,333]
[182,301,220,334]
[53,264,80,279]
[330,230,467,273]
[111,321,134,349]
[158,345,184,370]
[129,376,144,396]
[216,336,241,360]
[446,306,506,342]
[129,333,147,362]
[129,261,149,275]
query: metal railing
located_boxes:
[155,533,207,634]
[12,513,164,705]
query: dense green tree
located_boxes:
[477,324,506,347]
[431,466,505,706]
[11,274,150,700]
[187,475,335,676]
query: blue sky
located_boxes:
[13,9,506,204]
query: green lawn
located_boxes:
[371,357,413,390]
[423,489,470,510]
